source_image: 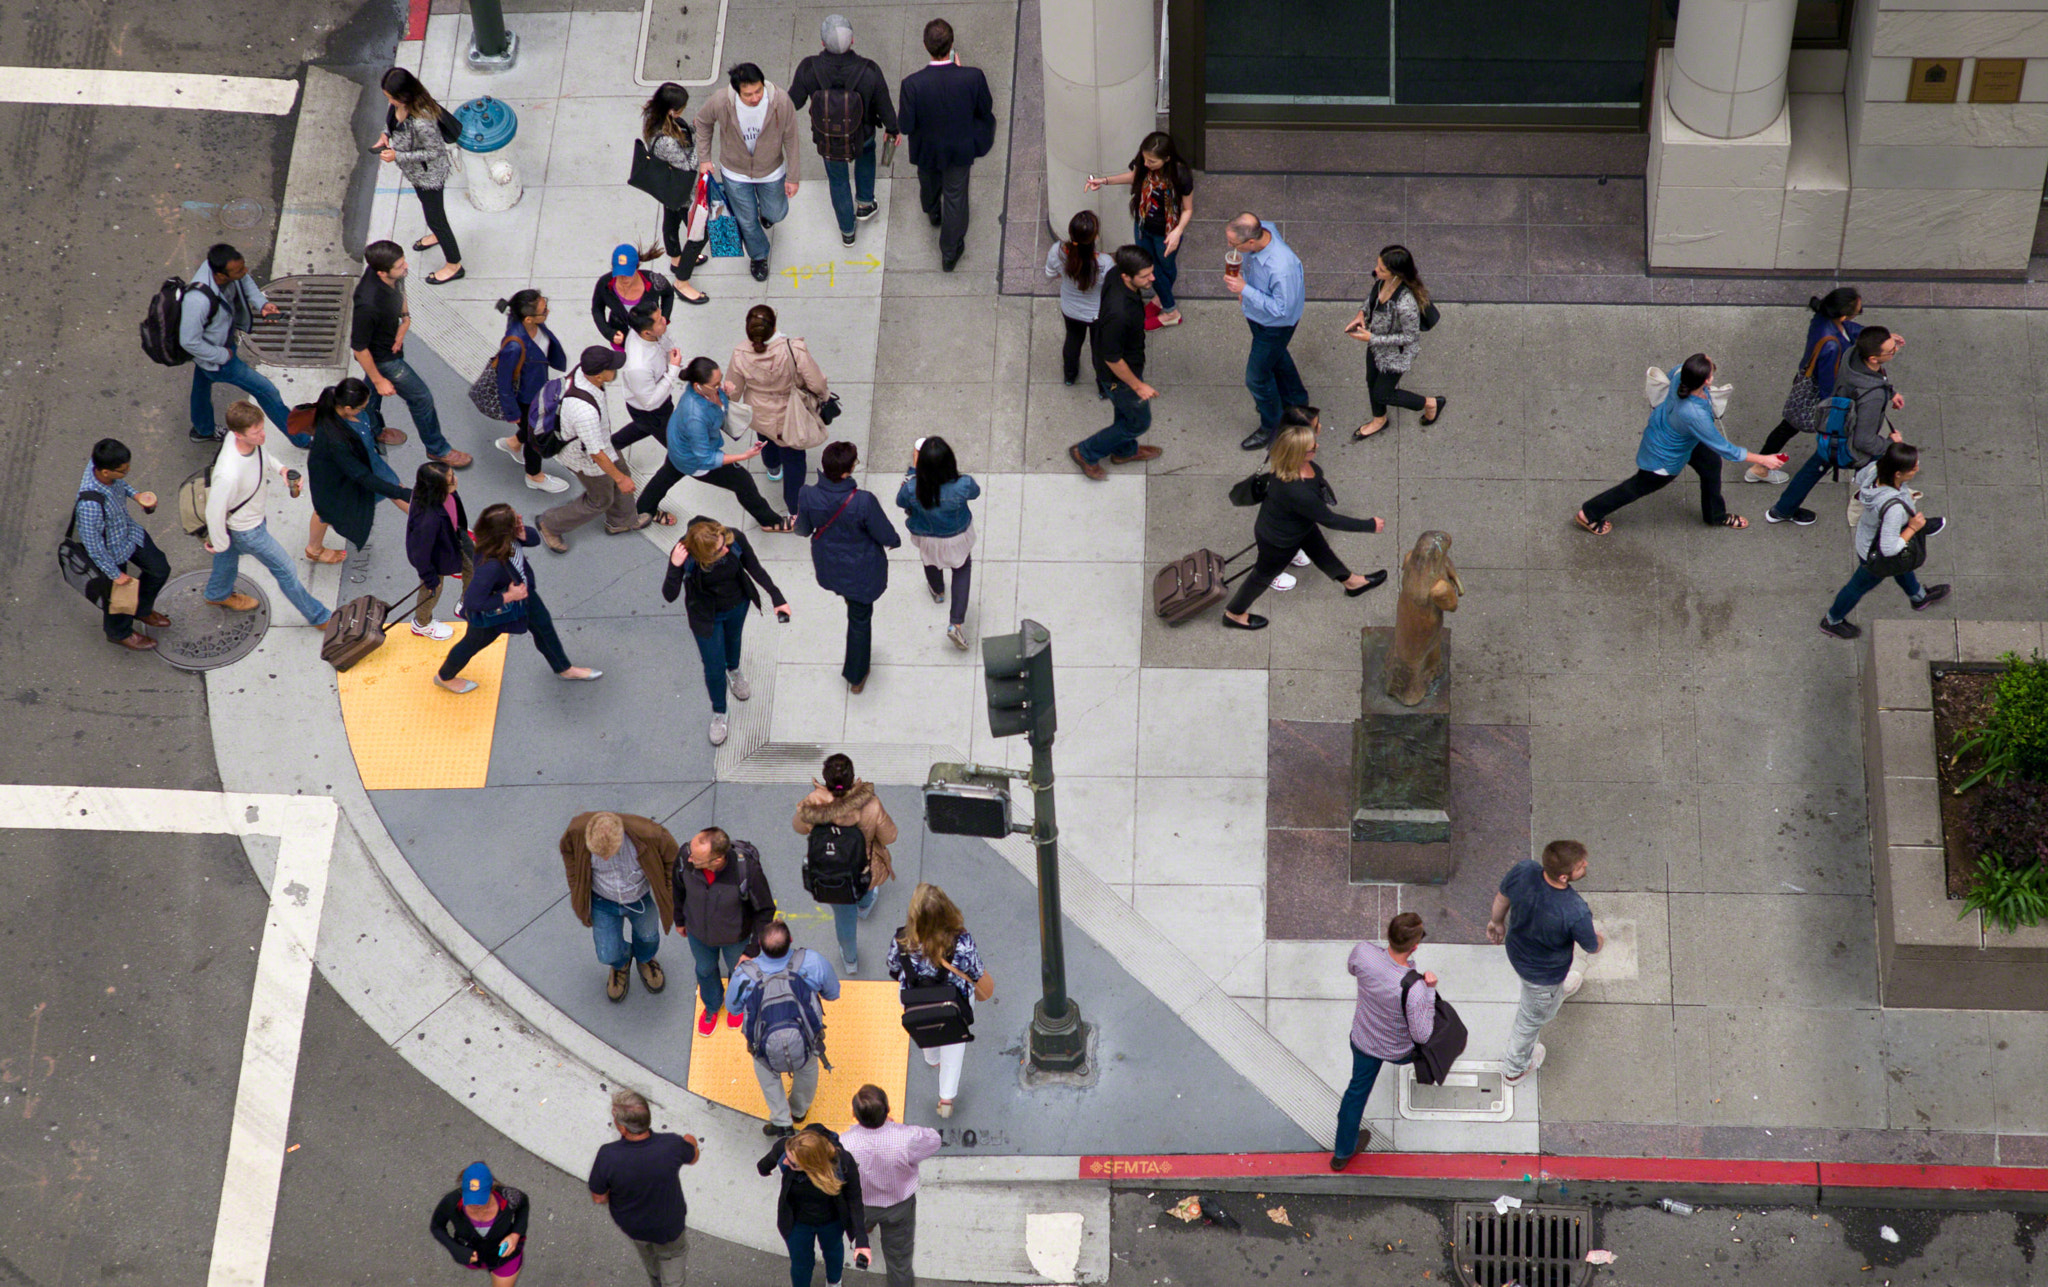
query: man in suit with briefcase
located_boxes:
[896,18,997,272]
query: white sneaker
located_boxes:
[708,712,729,745]
[1560,970,1584,1000]
[1744,468,1788,485]
[727,669,751,701]
[1503,1042,1546,1084]
[525,472,571,494]
[1271,571,1298,591]
[1290,550,1311,567]
[410,619,455,641]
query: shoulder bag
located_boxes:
[1227,469,1270,508]
[1861,497,1929,580]
[628,137,696,209]
[469,336,526,421]
[780,338,833,449]
[808,492,856,540]
[59,492,110,606]
[1779,329,1842,433]
[1399,969,1469,1086]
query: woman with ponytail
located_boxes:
[489,290,571,495]
[306,378,411,576]
[375,68,465,284]
[1043,209,1113,391]
[1346,245,1442,441]
[1747,287,1863,485]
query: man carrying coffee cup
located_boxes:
[1223,213,1307,454]
[76,437,173,651]
[200,400,333,627]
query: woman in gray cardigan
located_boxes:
[1347,245,1443,440]
[376,68,464,284]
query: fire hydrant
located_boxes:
[453,96,523,212]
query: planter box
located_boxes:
[1863,619,2048,1010]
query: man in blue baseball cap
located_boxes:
[430,1160,531,1281]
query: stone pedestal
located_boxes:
[1350,627,1455,885]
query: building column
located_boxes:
[1668,0,1799,138]
[1041,0,1155,240]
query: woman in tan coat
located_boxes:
[792,752,897,974]
[729,304,830,516]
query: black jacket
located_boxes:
[896,61,995,170]
[429,1184,529,1270]
[307,419,409,549]
[758,1125,870,1247]
[1254,464,1378,551]
[405,489,471,582]
[673,838,776,948]
[590,270,677,347]
[789,50,900,150]
[661,520,788,636]
[461,526,543,632]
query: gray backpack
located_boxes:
[737,949,831,1074]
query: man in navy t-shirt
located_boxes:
[590,1088,700,1285]
[1487,840,1602,1084]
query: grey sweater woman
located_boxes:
[387,109,453,190]
[650,129,695,172]
[1363,284,1422,373]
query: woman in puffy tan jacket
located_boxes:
[792,752,897,975]
[729,304,830,515]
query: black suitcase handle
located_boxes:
[1219,541,1257,587]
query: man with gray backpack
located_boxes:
[1767,326,1907,528]
[790,16,900,247]
[725,919,839,1137]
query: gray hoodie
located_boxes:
[1832,349,1895,466]
[1852,461,1916,560]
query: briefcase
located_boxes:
[1152,543,1253,626]
[899,983,974,1048]
[320,585,420,672]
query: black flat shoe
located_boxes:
[678,290,710,305]
[411,236,437,251]
[1223,614,1269,630]
[1345,570,1389,597]
[1420,394,1447,426]
[425,266,465,285]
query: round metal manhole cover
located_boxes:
[144,573,273,671]
[219,197,270,230]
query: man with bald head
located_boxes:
[791,15,900,247]
[1225,213,1307,453]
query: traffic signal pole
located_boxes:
[1025,721,1087,1071]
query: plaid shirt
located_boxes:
[76,462,144,579]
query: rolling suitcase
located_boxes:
[320,585,420,672]
[1153,542,1255,626]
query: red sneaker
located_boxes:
[726,1009,743,1029]
[698,1009,718,1036]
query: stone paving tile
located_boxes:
[1672,1007,1886,1129]
[1669,893,1879,1009]
[1542,1122,1999,1165]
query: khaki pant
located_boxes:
[416,547,474,626]
[631,1229,688,1287]
[541,470,641,540]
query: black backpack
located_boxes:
[58,492,110,605]
[141,278,221,367]
[803,822,869,904]
[1400,969,1469,1085]
[809,68,867,163]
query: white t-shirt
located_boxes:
[722,87,788,185]
[206,440,284,536]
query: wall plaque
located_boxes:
[1971,58,2026,104]
[1908,58,1962,104]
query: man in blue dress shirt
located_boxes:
[1224,213,1307,452]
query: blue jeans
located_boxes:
[591,892,662,969]
[692,601,749,714]
[1245,320,1308,435]
[687,933,745,1015]
[1827,563,1924,624]
[1136,226,1178,311]
[191,349,295,442]
[205,520,331,625]
[722,177,789,262]
[824,139,878,236]
[1332,1044,1411,1163]
[1769,443,1850,520]
[786,1220,846,1287]
[758,441,807,512]
[439,593,574,678]
[363,355,453,458]
[830,892,878,967]
[1077,382,1152,463]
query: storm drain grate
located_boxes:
[1452,1203,1591,1287]
[241,275,353,367]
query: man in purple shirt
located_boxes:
[1331,913,1437,1171]
[836,1085,941,1287]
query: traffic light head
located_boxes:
[981,620,1055,743]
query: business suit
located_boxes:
[896,59,995,267]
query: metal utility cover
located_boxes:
[1400,1061,1514,1122]
[147,573,272,672]
[1452,1203,1591,1287]
[637,0,730,88]
[240,275,352,367]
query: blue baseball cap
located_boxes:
[461,1161,495,1202]
[612,244,639,277]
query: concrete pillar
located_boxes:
[1040,0,1155,240]
[1668,0,1799,138]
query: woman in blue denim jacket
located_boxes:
[490,290,570,495]
[894,435,979,650]
[633,356,790,531]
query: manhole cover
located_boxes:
[1452,1203,1591,1287]
[637,0,729,87]
[144,572,272,671]
[241,274,353,367]
[220,196,269,230]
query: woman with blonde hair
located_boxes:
[662,516,789,745]
[757,1124,871,1287]
[728,304,831,514]
[888,882,992,1117]
[1221,407,1386,631]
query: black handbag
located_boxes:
[816,393,843,425]
[1862,498,1930,580]
[900,982,973,1048]
[628,138,696,209]
[59,491,111,607]
[1228,470,1270,507]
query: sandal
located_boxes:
[1720,514,1749,530]
[305,546,346,563]
[652,511,678,526]
[1351,421,1388,442]
[1155,310,1182,327]
[1573,511,1612,536]
[1420,394,1447,426]
[762,518,797,533]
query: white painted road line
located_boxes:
[0,67,299,115]
[0,785,337,1287]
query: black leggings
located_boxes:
[1061,316,1099,385]
[438,593,571,679]
[1758,418,1801,458]
[1367,351,1427,418]
[923,556,972,626]
[514,402,543,477]
[637,459,783,528]
[660,206,707,281]
[1224,530,1349,616]
[415,186,462,264]
[612,401,672,456]
[1581,441,1729,526]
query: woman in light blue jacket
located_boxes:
[633,356,790,531]
[894,435,980,650]
[1574,354,1788,535]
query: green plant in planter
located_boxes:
[1962,851,2048,934]
[1950,651,2048,793]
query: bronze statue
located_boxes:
[1384,531,1462,706]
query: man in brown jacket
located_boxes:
[695,61,803,282]
[562,811,680,1002]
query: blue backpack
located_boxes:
[1815,393,1858,477]
[737,949,832,1074]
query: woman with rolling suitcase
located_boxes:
[1220,408,1387,631]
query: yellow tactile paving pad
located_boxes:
[337,628,509,790]
[688,980,909,1130]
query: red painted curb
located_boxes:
[1820,1162,2048,1192]
[405,0,430,42]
